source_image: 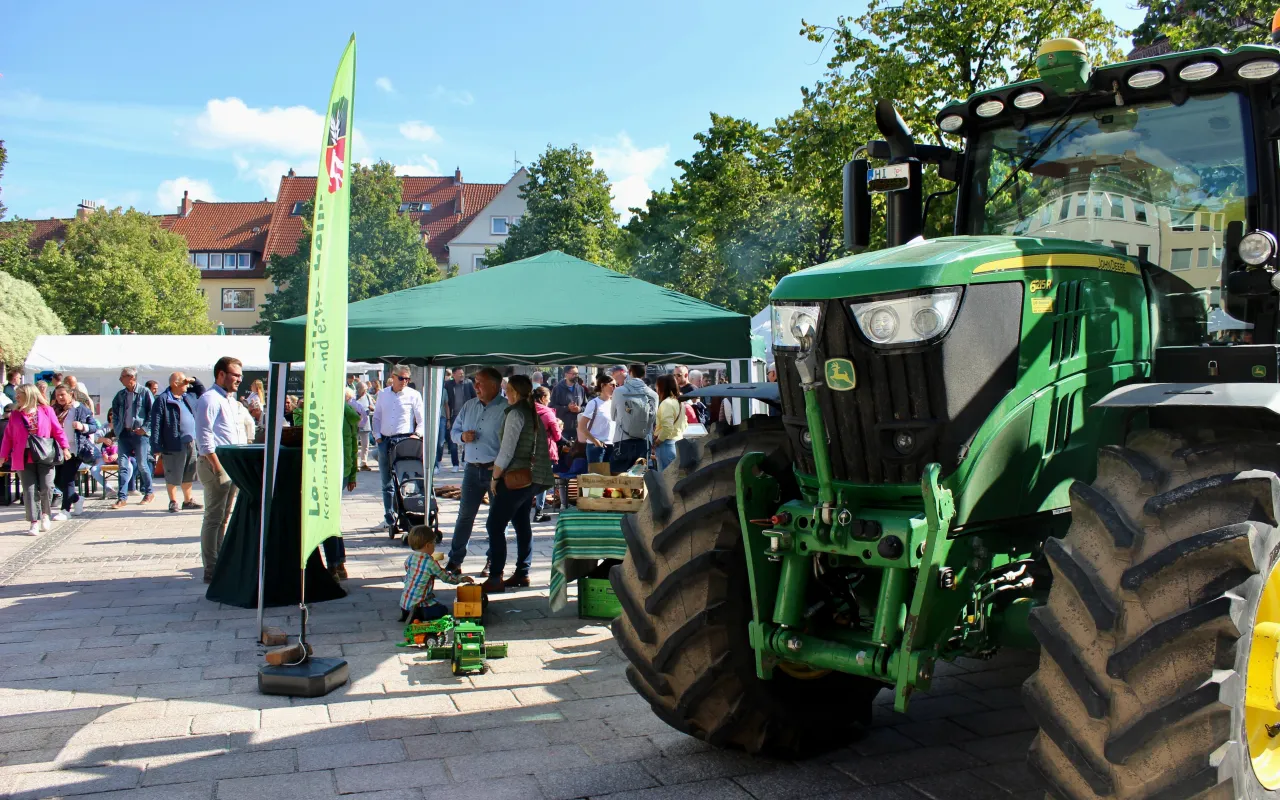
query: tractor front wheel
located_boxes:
[1026,428,1280,798]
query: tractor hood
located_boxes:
[771,235,1138,302]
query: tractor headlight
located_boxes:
[850,288,963,347]
[771,304,822,350]
[1239,231,1277,266]
[400,482,420,497]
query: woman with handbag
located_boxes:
[1,385,72,535]
[483,375,554,593]
[52,384,98,519]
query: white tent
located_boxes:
[24,335,376,413]
[751,306,773,368]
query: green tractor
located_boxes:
[611,36,1280,798]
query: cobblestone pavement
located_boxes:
[0,465,1043,800]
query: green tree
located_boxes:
[257,160,440,330]
[3,208,210,335]
[0,270,66,367]
[1134,0,1272,50]
[483,145,624,269]
[0,140,8,220]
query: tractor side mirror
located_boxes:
[843,158,871,254]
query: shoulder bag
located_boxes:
[20,411,60,466]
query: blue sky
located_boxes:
[0,1,1144,222]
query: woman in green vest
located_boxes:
[484,374,554,593]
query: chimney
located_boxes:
[179,190,193,217]
[454,166,462,186]
[75,200,97,221]
[454,190,465,216]
[287,168,296,177]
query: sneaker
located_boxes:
[140,493,155,505]
[27,522,39,536]
[111,499,127,510]
[74,497,84,515]
[168,501,179,513]
[51,512,68,522]
[40,516,51,532]
[182,500,203,510]
[535,514,552,523]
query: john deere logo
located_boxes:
[1254,365,1268,378]
[825,359,857,391]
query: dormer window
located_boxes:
[290,202,305,216]
[399,202,432,213]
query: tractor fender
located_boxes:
[685,382,780,407]
[1093,382,1280,417]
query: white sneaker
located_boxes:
[74,497,84,515]
[27,522,39,536]
[51,512,69,522]
[40,515,51,532]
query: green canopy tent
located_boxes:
[251,251,753,637]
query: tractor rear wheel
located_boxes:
[1026,428,1280,798]
[610,416,882,757]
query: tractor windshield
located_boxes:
[966,92,1254,338]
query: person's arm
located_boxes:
[138,391,155,435]
[196,396,220,471]
[412,391,426,437]
[549,383,568,415]
[546,412,562,444]
[149,397,163,451]
[577,410,593,445]
[492,412,525,475]
[82,408,99,436]
[343,411,357,485]
[371,391,383,441]
[425,555,471,585]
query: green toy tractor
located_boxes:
[612,35,1280,799]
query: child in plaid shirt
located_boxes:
[400,525,472,622]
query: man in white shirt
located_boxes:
[194,356,243,583]
[371,364,425,530]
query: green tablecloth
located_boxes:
[549,507,628,612]
[205,445,346,608]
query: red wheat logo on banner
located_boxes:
[325,97,349,194]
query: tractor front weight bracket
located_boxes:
[735,451,783,681]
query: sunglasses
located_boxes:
[392,375,409,382]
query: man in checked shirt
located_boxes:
[400,525,474,622]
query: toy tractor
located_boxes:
[432,621,508,676]
[397,615,456,649]
[611,33,1280,799]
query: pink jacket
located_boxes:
[1,406,71,472]
[534,402,562,464]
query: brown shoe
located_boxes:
[336,564,348,580]
[503,573,530,589]
[140,493,155,505]
[480,576,505,594]
[203,570,213,583]
[478,558,491,578]
[110,499,128,510]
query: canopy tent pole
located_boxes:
[256,362,287,641]
[422,366,444,521]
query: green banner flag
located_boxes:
[300,35,355,565]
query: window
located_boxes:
[225,328,254,335]
[1171,210,1196,232]
[1213,245,1224,266]
[1058,196,1071,221]
[1040,204,1052,226]
[1109,194,1125,219]
[239,253,251,269]
[194,253,208,268]
[473,254,487,271]
[1092,193,1104,218]
[221,289,255,311]
[1137,245,1151,262]
[290,202,305,216]
[1199,212,1211,232]
[491,216,509,235]
[209,253,223,269]
[1170,248,1193,270]
[398,202,432,213]
[1133,201,1148,224]
[1197,247,1210,268]
[1112,241,1128,254]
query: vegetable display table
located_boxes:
[548,507,628,612]
[205,444,345,608]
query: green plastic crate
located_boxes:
[578,577,622,619]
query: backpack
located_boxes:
[616,385,656,441]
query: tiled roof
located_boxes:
[170,201,273,252]
[1128,39,1173,60]
[263,174,507,265]
[22,213,181,250]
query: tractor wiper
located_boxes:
[986,95,1085,207]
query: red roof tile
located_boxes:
[263,174,507,265]
[170,201,273,252]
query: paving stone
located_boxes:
[894,718,979,747]
[434,705,564,733]
[45,780,216,800]
[970,762,1039,793]
[142,749,295,786]
[832,745,981,786]
[810,784,929,799]
[732,765,862,800]
[951,707,1036,737]
[594,777,754,800]
[234,723,370,751]
[217,769,337,799]
[901,694,989,722]
[847,727,919,757]
[640,749,778,785]
[540,719,615,745]
[908,770,1010,799]
[449,688,521,712]
[297,739,406,772]
[445,743,593,780]
[334,759,448,794]
[537,761,659,799]
[366,717,440,741]
[261,705,330,728]
[419,776,542,800]
[958,731,1036,765]
[190,710,260,734]
[74,717,193,744]
[472,723,552,752]
[10,765,141,799]
[402,732,480,761]
[582,736,660,764]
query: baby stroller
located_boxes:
[388,437,441,543]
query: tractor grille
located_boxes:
[775,282,1023,485]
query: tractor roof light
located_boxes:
[939,114,964,133]
[1012,90,1045,110]
[1127,69,1166,89]
[974,99,1004,118]
[1240,231,1277,266]
[1178,61,1219,82]
[1239,60,1280,80]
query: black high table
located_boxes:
[205,444,346,608]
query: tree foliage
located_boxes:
[1133,0,1273,50]
[257,160,440,330]
[3,208,210,335]
[0,140,8,220]
[0,270,66,366]
[483,145,623,270]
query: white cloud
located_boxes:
[157,177,218,210]
[590,133,670,219]
[399,121,441,143]
[431,86,474,106]
[233,156,298,198]
[375,77,394,93]
[395,155,441,175]
[185,97,368,157]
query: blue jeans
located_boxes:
[447,463,492,567]
[322,536,345,567]
[611,437,649,474]
[655,439,677,471]
[378,434,412,526]
[435,417,458,467]
[533,482,551,516]
[116,433,152,500]
[585,443,612,465]
[487,480,534,577]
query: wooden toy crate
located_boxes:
[575,472,645,513]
